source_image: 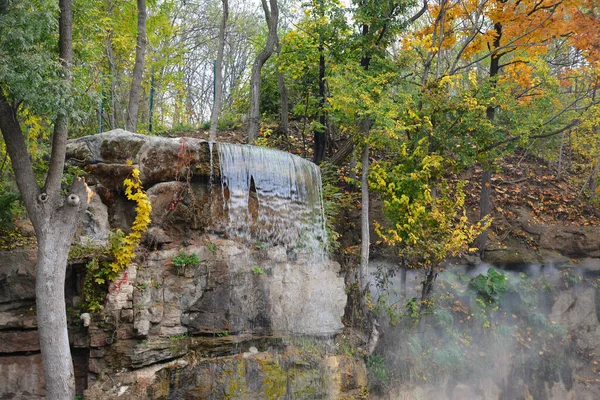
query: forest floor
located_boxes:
[462,153,600,252]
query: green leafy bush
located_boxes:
[366,353,390,390]
[468,268,507,302]
[172,252,200,269]
[0,188,19,233]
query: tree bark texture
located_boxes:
[106,3,118,130]
[420,266,437,307]
[209,0,228,141]
[359,135,371,302]
[125,0,147,132]
[247,0,278,143]
[314,47,326,164]
[329,139,354,166]
[276,40,289,134]
[475,21,502,255]
[0,1,88,397]
[45,0,74,197]
[35,197,86,399]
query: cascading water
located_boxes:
[217,143,328,259]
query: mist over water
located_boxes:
[368,260,598,399]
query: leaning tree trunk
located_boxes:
[247,0,278,143]
[125,0,147,132]
[209,0,228,141]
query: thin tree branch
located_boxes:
[481,119,580,152]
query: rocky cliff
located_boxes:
[0,130,361,399]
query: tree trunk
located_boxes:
[247,0,278,143]
[0,1,89,397]
[36,223,77,398]
[475,21,502,256]
[125,0,147,132]
[359,132,371,304]
[474,169,492,254]
[418,265,437,334]
[329,139,354,166]
[106,0,118,130]
[590,159,600,197]
[44,0,74,196]
[314,44,326,164]
[209,0,228,141]
[276,42,289,134]
[400,257,407,299]
[420,266,437,308]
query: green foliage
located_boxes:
[82,258,106,313]
[370,139,490,292]
[206,242,217,253]
[0,0,64,115]
[468,268,507,303]
[172,252,200,269]
[405,297,420,321]
[319,162,354,254]
[335,334,357,357]
[251,266,265,275]
[0,187,20,233]
[169,333,191,341]
[561,268,583,287]
[365,353,389,390]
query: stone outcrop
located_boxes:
[483,208,600,265]
[1,130,351,399]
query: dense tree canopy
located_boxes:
[0,0,599,393]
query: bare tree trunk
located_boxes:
[125,0,147,132]
[276,41,289,133]
[209,0,228,141]
[558,131,565,176]
[474,169,492,254]
[359,131,371,304]
[0,2,89,397]
[36,209,85,399]
[329,139,354,166]
[247,0,278,143]
[420,266,437,307]
[314,47,326,164]
[581,158,600,199]
[475,21,502,256]
[400,257,407,299]
[106,0,117,129]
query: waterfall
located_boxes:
[217,143,327,259]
